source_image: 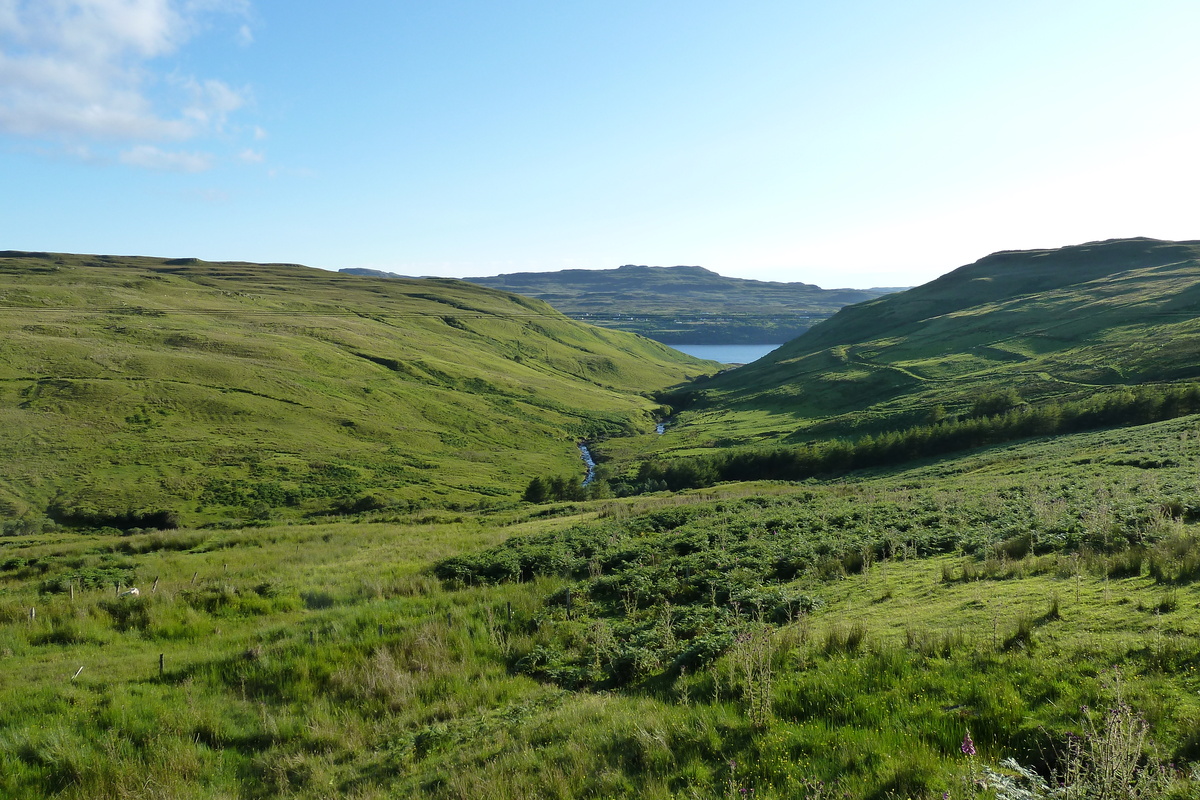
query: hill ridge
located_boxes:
[342,264,897,344]
[662,237,1200,448]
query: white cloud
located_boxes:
[237,147,261,163]
[119,143,211,171]
[236,23,251,46]
[63,142,96,161]
[180,76,247,131]
[0,0,254,166]
[14,0,184,60]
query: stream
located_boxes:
[580,422,665,485]
[578,443,596,486]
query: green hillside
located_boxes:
[11,241,1200,800]
[662,237,1200,448]
[0,252,715,528]
[8,244,1200,798]
[343,264,897,344]
[5,413,1200,798]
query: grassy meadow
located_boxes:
[5,415,1200,798]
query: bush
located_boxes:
[1058,699,1171,799]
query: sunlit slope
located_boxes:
[0,252,714,523]
[675,237,1200,444]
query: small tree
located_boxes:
[522,477,548,503]
[971,388,1022,418]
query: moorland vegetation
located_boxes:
[6,418,1200,798]
[657,237,1200,448]
[4,239,1200,798]
[0,251,712,531]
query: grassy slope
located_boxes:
[658,237,1200,450]
[347,264,894,344]
[0,252,715,524]
[9,242,1200,798]
[4,416,1200,798]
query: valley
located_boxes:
[3,239,1200,798]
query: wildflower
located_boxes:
[961,731,976,756]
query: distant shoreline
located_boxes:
[668,343,782,364]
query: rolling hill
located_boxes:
[8,244,1200,799]
[0,252,715,528]
[342,264,898,344]
[657,237,1200,448]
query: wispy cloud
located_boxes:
[181,76,247,131]
[0,0,255,168]
[120,143,212,172]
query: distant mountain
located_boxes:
[674,237,1200,443]
[0,252,714,526]
[340,265,898,344]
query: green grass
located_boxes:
[7,242,1200,798]
[5,416,1200,797]
[660,238,1200,451]
[0,252,715,526]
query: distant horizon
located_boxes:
[12,230,1190,291]
[339,261,915,292]
[8,231,1169,294]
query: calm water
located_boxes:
[670,343,783,364]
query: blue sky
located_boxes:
[3,1,1200,288]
